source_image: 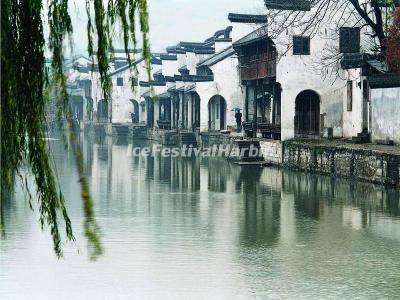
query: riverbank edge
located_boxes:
[89,125,400,188]
[282,139,400,187]
[200,133,400,188]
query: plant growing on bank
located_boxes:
[1,0,151,258]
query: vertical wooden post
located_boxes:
[245,83,249,121]
[272,83,276,125]
[262,83,266,123]
[253,83,258,137]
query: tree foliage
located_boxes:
[1,0,151,258]
[385,8,400,73]
[265,0,398,76]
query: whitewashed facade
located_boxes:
[66,8,398,143]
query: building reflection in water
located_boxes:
[75,137,400,245]
[202,157,228,193]
[2,136,400,300]
[236,167,281,247]
[283,172,322,220]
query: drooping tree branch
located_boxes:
[1,0,151,258]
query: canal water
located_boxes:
[1,136,400,300]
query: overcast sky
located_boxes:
[69,0,265,55]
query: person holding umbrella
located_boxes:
[234,108,242,133]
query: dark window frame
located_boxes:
[339,27,361,53]
[117,77,124,86]
[293,36,310,55]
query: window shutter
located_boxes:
[340,27,360,53]
[293,36,310,55]
[293,37,302,55]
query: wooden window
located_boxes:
[117,77,123,86]
[339,27,360,53]
[293,36,310,55]
[347,81,353,111]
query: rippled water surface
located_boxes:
[1,137,400,300]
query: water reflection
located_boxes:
[1,136,400,300]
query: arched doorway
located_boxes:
[71,96,84,122]
[97,99,108,122]
[146,98,154,128]
[208,95,226,131]
[86,97,93,121]
[129,99,140,123]
[295,90,320,137]
[191,92,201,130]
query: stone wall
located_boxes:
[200,133,233,148]
[146,128,180,145]
[370,87,400,144]
[201,133,283,164]
[283,140,400,187]
[259,140,282,166]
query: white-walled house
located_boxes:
[260,1,399,142]
[229,10,367,141]
[66,7,399,145]
[196,46,243,132]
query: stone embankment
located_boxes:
[200,132,282,166]
[283,139,400,187]
[128,128,399,187]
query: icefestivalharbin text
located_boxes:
[126,144,261,158]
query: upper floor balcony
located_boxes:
[239,53,276,81]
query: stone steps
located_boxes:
[180,132,197,147]
[112,124,130,137]
[229,140,264,163]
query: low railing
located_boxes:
[242,121,281,140]
[258,123,281,140]
[157,120,172,130]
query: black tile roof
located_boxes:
[177,74,214,82]
[179,42,207,48]
[228,13,267,23]
[265,0,311,11]
[174,74,183,81]
[151,57,162,65]
[340,53,371,70]
[139,78,166,87]
[178,43,214,53]
[233,26,270,49]
[165,76,176,82]
[194,48,215,55]
[213,26,233,39]
[197,46,235,67]
[166,46,186,54]
[160,54,178,61]
[369,74,400,89]
[167,41,215,54]
[110,57,146,76]
[153,73,165,82]
[113,48,142,53]
[178,65,190,75]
